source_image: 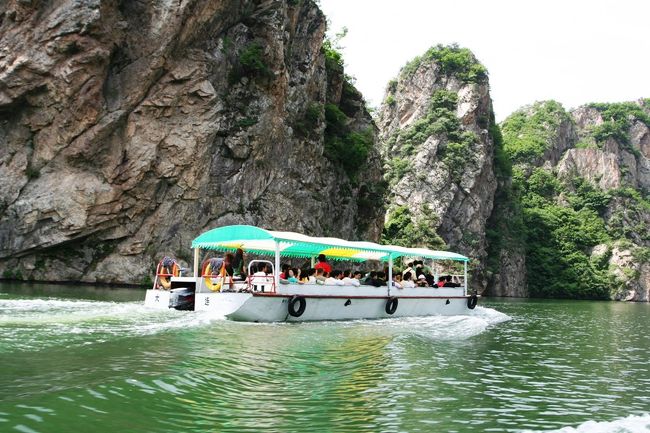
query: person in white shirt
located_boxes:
[305,268,317,284]
[325,270,345,285]
[342,269,360,286]
[251,263,273,291]
[402,271,416,288]
[392,273,403,289]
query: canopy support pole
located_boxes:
[388,254,393,297]
[464,261,468,296]
[432,259,437,283]
[310,255,315,267]
[193,248,199,278]
[274,241,280,289]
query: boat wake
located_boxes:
[523,414,650,432]
[384,305,511,339]
[0,295,509,352]
[0,298,223,352]
[300,305,510,341]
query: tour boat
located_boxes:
[144,225,478,322]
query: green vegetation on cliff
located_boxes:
[323,105,373,179]
[516,168,611,298]
[500,101,571,165]
[491,100,650,299]
[400,44,487,83]
[384,90,478,184]
[319,29,374,179]
[586,102,650,154]
[228,41,272,84]
[382,205,445,249]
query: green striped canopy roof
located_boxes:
[191,225,468,262]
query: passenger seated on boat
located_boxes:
[424,273,435,287]
[314,268,327,284]
[402,262,415,278]
[279,264,290,279]
[375,271,387,286]
[286,268,302,284]
[325,270,345,285]
[314,254,332,274]
[297,268,308,283]
[416,274,428,287]
[362,271,377,285]
[252,263,270,279]
[415,260,430,277]
[252,264,273,291]
[437,276,446,287]
[443,275,460,287]
[353,271,363,283]
[392,273,403,289]
[303,268,316,283]
[402,271,416,288]
[342,270,360,287]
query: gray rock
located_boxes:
[0,0,384,284]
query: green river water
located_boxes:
[0,283,649,433]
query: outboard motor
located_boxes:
[169,287,195,311]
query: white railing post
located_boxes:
[193,248,199,278]
[274,241,281,290]
[387,254,393,297]
[432,259,437,283]
[464,261,468,296]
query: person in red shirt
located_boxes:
[437,276,446,287]
[314,254,332,274]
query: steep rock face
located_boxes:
[490,99,650,300]
[0,0,384,284]
[558,105,650,191]
[377,46,497,291]
[591,243,650,302]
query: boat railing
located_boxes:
[246,260,276,293]
[246,274,276,293]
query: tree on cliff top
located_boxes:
[400,43,488,83]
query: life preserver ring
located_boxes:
[467,294,478,310]
[385,297,398,315]
[157,262,180,290]
[203,263,223,292]
[288,296,306,317]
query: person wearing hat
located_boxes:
[416,274,428,287]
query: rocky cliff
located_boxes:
[486,100,650,301]
[376,45,497,292]
[0,0,384,284]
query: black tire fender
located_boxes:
[467,294,478,310]
[288,296,306,317]
[385,297,398,315]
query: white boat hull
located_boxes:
[144,289,171,310]
[145,280,477,322]
[226,294,472,322]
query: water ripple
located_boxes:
[2,289,650,433]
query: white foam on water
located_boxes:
[0,298,225,351]
[523,414,650,433]
[393,306,511,339]
[318,305,511,340]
